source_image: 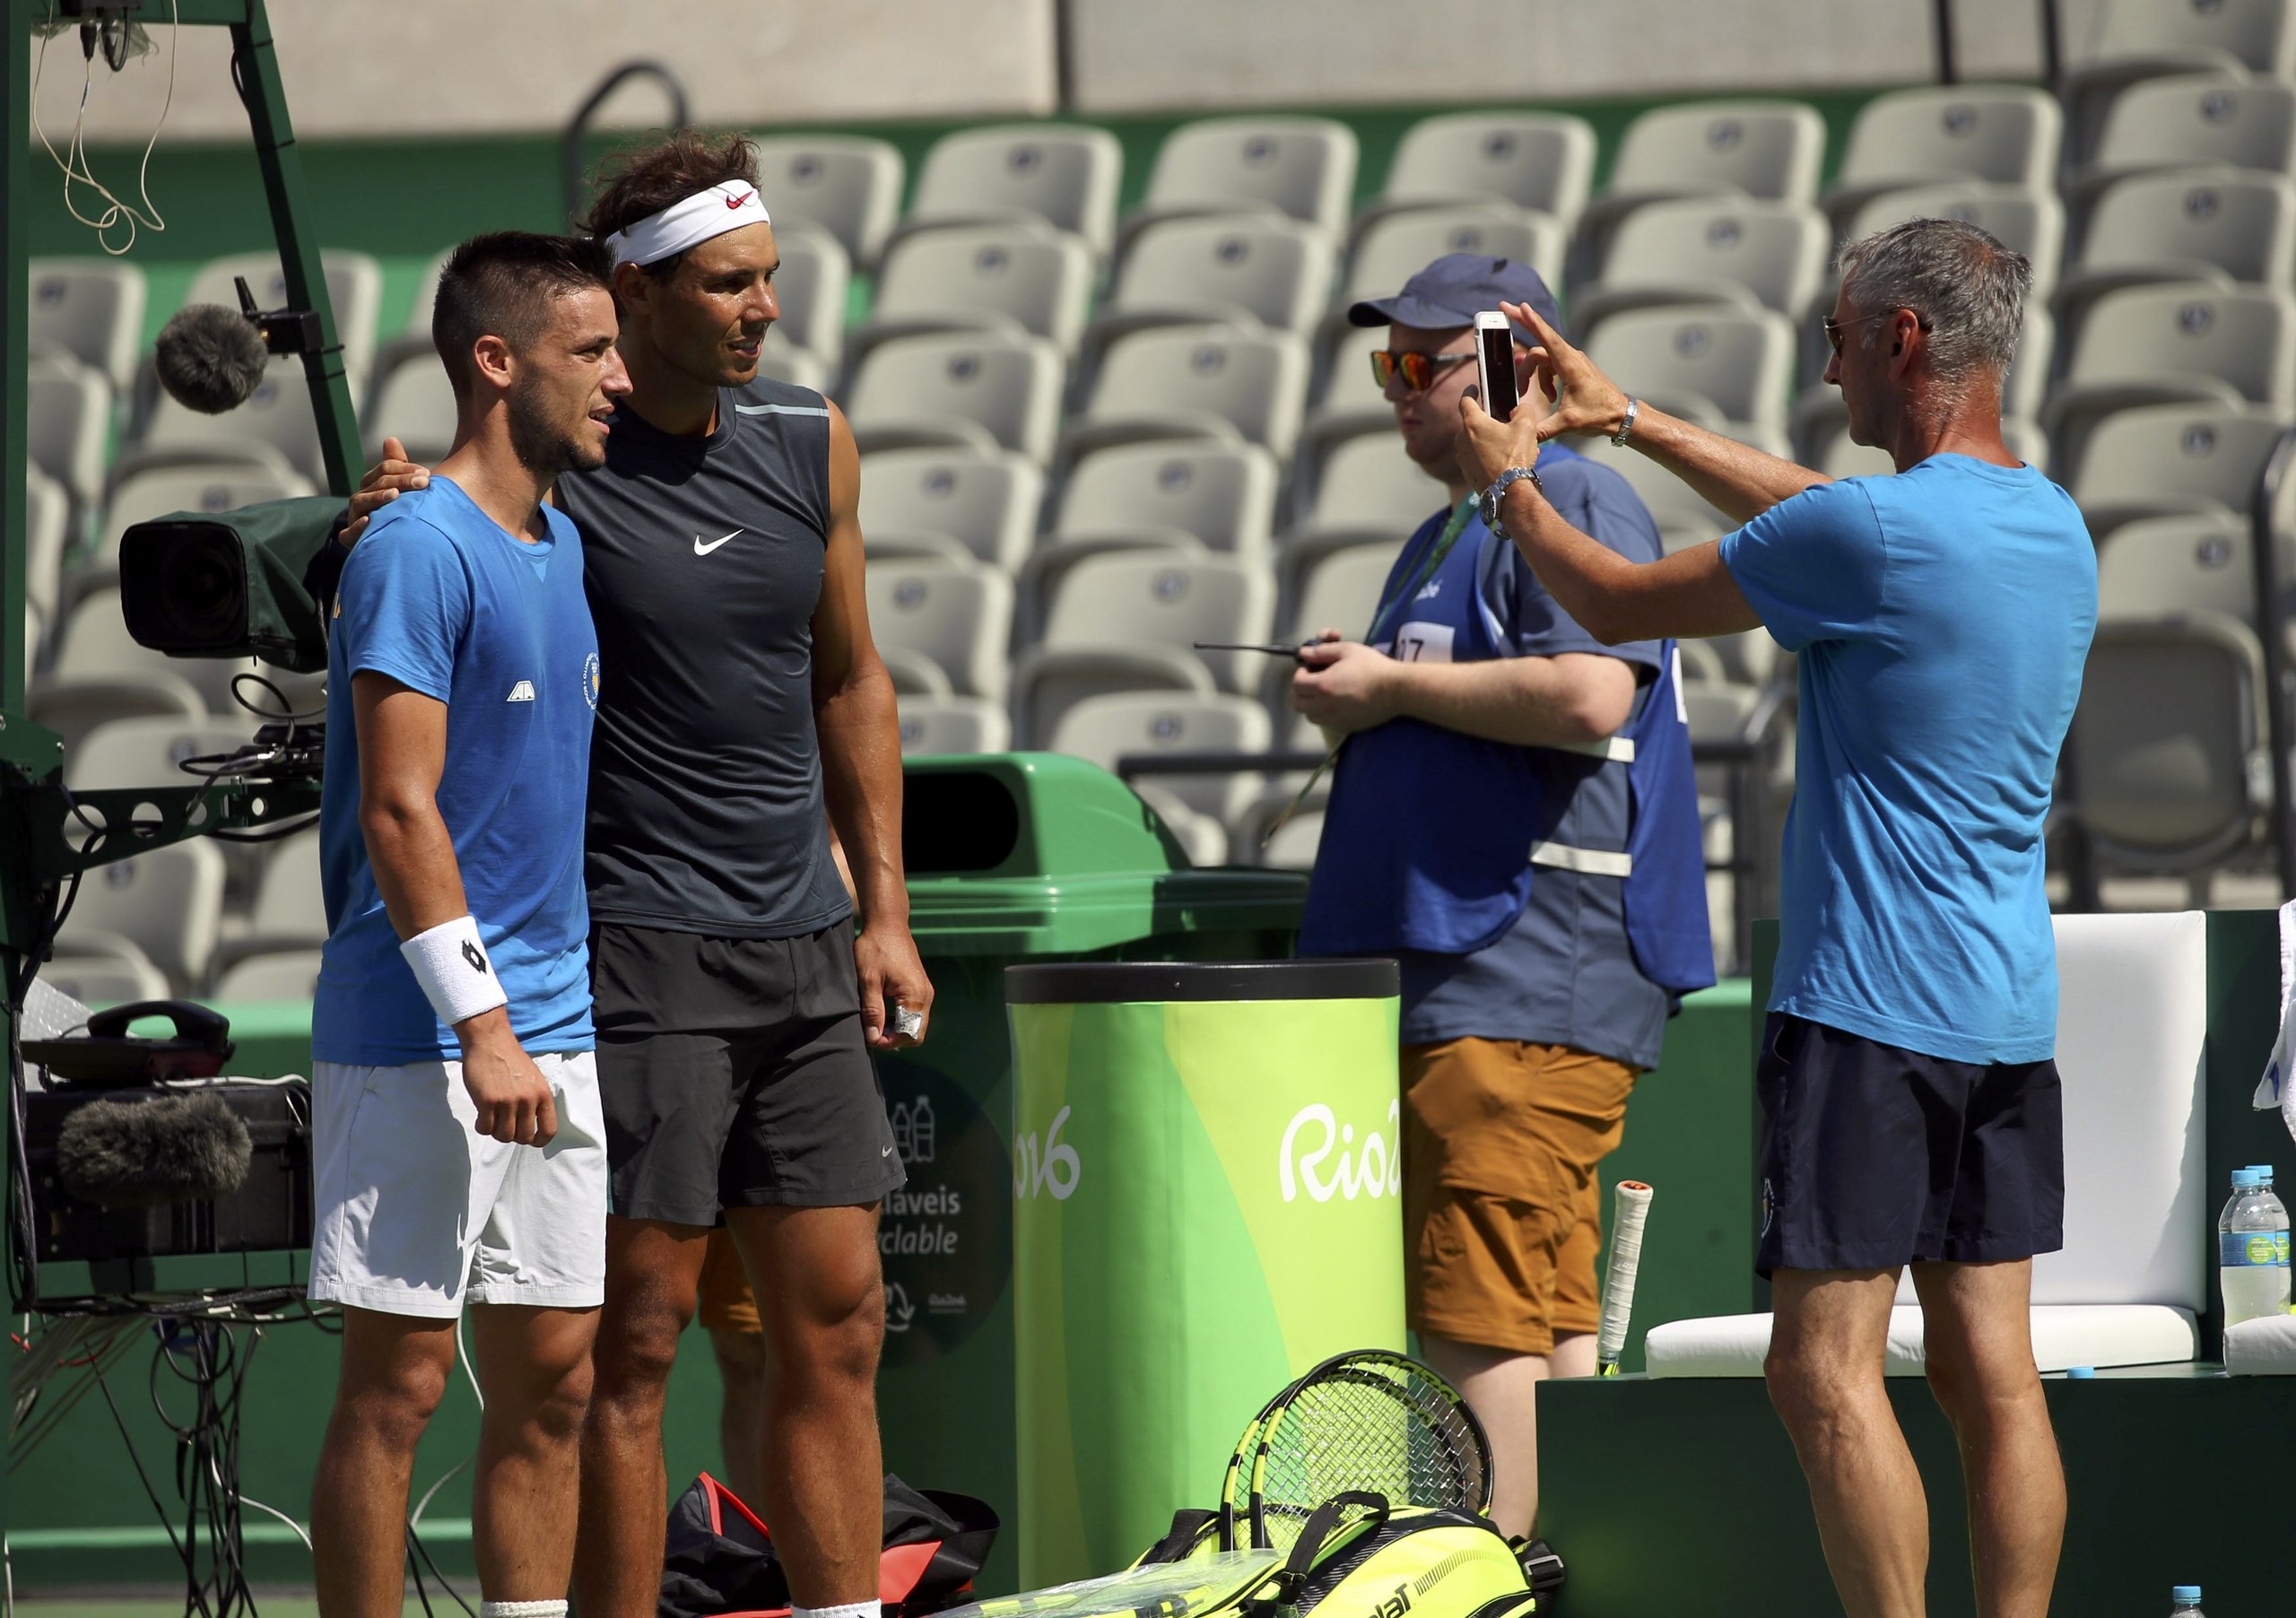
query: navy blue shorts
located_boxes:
[1754,1013,2065,1279]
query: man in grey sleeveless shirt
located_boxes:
[347,135,926,1618]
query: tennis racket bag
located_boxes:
[658,1472,998,1618]
[1135,1491,1548,1618]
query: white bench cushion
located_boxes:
[1645,1304,2198,1377]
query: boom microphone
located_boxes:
[57,1091,255,1209]
[154,302,271,414]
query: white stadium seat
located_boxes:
[2068,613,2269,880]
[29,361,110,511]
[865,559,1015,701]
[766,222,854,370]
[1344,205,1565,304]
[56,840,230,994]
[909,124,1125,257]
[213,949,324,1003]
[1070,324,1310,467]
[2073,71,2296,201]
[1822,85,2062,227]
[750,134,905,267]
[1011,552,1274,746]
[858,223,1094,365]
[845,330,1066,464]
[1573,99,1827,280]
[30,257,147,391]
[2043,283,2296,475]
[1109,214,1335,337]
[2061,0,2296,165]
[1372,111,1596,234]
[1135,116,1360,241]
[858,448,1044,572]
[896,695,1011,756]
[1571,197,1830,335]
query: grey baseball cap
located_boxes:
[1346,253,1566,345]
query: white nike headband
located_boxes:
[604,180,770,268]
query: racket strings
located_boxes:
[1252,1368,1487,1548]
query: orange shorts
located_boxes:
[697,1227,761,1335]
[1402,1038,1638,1357]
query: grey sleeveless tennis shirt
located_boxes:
[554,376,853,939]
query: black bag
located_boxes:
[659,1472,998,1618]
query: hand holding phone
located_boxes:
[1474,310,1521,425]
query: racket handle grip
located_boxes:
[1596,1180,1656,1370]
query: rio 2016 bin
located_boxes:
[1004,959,1406,1586]
[873,755,1309,1596]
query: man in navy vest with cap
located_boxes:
[1292,256,1712,1573]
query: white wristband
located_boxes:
[399,914,509,1028]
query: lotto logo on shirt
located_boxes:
[583,653,601,709]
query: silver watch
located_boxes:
[1480,465,1543,535]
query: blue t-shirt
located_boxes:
[1718,455,2095,1064]
[313,477,601,1065]
[1368,446,1673,1068]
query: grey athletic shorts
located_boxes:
[590,918,905,1226]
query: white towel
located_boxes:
[2252,898,2296,1144]
[2223,1311,2296,1374]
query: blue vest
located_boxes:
[1298,511,1715,996]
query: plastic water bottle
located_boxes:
[2170,1586,2204,1617]
[2219,1166,2292,1329]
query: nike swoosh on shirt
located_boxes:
[694,529,742,555]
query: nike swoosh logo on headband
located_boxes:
[726,190,754,210]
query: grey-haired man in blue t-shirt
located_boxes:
[1459,219,2094,1618]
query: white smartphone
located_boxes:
[1474,309,1520,424]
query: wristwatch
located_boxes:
[1480,465,1543,536]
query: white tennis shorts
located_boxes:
[309,1050,607,1318]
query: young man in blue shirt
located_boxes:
[308,233,631,1618]
[1459,219,2093,1618]
[1292,256,1710,1557]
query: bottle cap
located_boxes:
[2065,1365,2095,1379]
[2172,1587,2202,1604]
[2232,1168,2263,1189]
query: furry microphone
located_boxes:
[154,302,271,414]
[57,1091,254,1210]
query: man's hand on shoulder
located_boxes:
[854,920,933,1050]
[455,1007,558,1146]
[1292,636,1402,736]
[342,436,432,546]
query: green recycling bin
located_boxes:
[873,755,1309,1596]
[1004,958,1406,1586]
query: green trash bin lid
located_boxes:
[1004,958,1398,1002]
[903,754,1310,955]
